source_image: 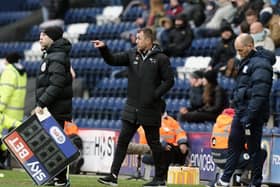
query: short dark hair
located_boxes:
[137,27,154,42]
[245,9,258,17]
[6,52,21,64]
[240,20,250,33]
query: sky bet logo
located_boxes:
[4,131,49,184]
[4,131,33,164]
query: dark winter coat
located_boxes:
[36,38,73,121]
[232,47,275,124]
[99,44,174,126]
[164,26,193,57]
[209,36,236,71]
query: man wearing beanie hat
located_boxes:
[35,26,72,187]
[43,26,64,42]
[208,24,236,72]
[0,52,27,168]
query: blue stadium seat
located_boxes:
[86,119,95,128]
[197,123,206,132]
[115,120,122,129]
[205,122,213,132]
[100,119,109,128]
[262,126,272,135]
[271,127,280,134]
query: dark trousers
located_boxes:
[212,149,250,170]
[56,120,68,181]
[111,120,164,179]
[221,114,264,186]
[142,144,188,179]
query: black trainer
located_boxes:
[45,178,70,187]
[143,177,166,187]
[98,174,118,186]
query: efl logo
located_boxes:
[4,131,33,164]
[49,126,65,144]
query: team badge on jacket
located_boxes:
[149,58,157,64]
[41,62,46,72]
[242,65,248,73]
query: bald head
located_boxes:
[235,33,254,59]
[250,21,263,34]
[235,33,254,47]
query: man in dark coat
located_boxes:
[93,28,174,187]
[35,26,72,187]
[215,34,275,187]
[163,14,193,57]
[208,25,236,72]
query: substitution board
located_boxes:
[2,108,80,185]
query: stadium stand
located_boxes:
[0,0,279,133]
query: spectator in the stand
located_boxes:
[178,70,228,123]
[250,21,275,51]
[41,0,69,28]
[41,0,69,21]
[166,0,184,19]
[120,2,149,44]
[156,17,174,48]
[260,6,280,47]
[121,0,166,45]
[232,0,250,27]
[245,9,259,25]
[146,0,166,28]
[163,14,193,57]
[208,25,236,73]
[182,0,206,27]
[239,20,250,33]
[178,70,204,119]
[248,0,264,14]
[195,0,237,38]
[205,0,237,28]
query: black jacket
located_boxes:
[233,47,276,124]
[36,38,73,121]
[99,44,174,126]
[164,26,193,57]
[209,35,236,71]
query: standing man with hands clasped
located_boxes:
[93,28,174,187]
[215,34,275,187]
